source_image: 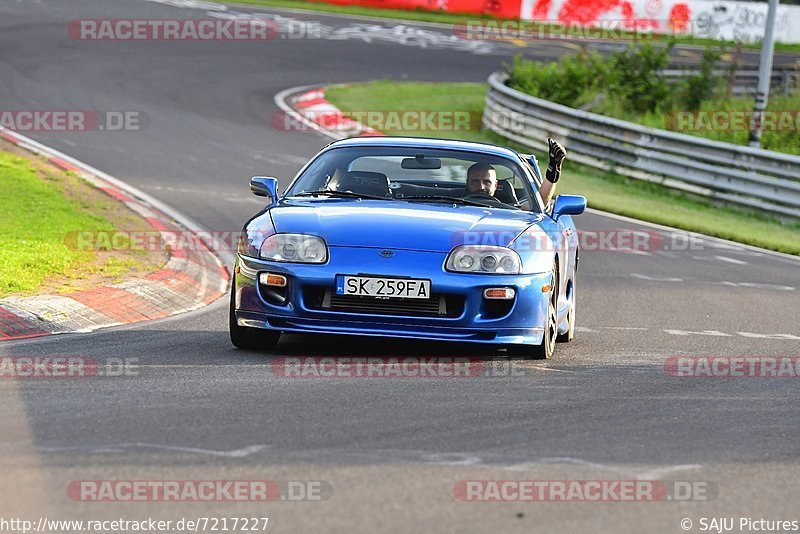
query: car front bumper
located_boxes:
[233,247,552,346]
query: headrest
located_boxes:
[494,179,519,206]
[330,171,390,197]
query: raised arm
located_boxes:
[539,138,567,207]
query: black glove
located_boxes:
[546,138,567,183]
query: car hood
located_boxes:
[268,199,543,252]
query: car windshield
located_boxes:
[285,146,540,211]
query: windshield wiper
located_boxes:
[294,190,390,201]
[402,195,507,208]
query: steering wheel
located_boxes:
[463,191,496,200]
[463,191,506,205]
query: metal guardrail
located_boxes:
[483,71,800,218]
[662,68,799,96]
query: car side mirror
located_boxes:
[552,194,587,220]
[250,176,279,207]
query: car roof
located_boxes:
[324,136,523,161]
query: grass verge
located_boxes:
[630,93,800,155]
[223,0,800,53]
[325,81,800,255]
[0,144,166,297]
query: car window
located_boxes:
[348,156,517,183]
[287,146,539,212]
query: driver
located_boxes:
[465,138,567,207]
[465,162,498,196]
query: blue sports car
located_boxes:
[230,137,586,358]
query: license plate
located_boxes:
[336,275,431,299]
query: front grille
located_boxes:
[305,288,464,318]
[330,293,443,315]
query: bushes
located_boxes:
[507,42,714,114]
[679,47,724,111]
[605,42,673,114]
[505,43,800,154]
[506,50,607,107]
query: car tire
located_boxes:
[229,286,281,350]
[556,276,576,343]
[508,266,557,360]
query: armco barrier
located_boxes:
[483,71,800,218]
[662,68,799,96]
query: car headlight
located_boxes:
[260,234,328,263]
[238,228,272,257]
[445,246,521,274]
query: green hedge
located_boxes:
[507,44,799,154]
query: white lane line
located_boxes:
[574,327,800,341]
[252,153,310,166]
[146,0,227,11]
[630,272,795,290]
[422,453,483,466]
[709,242,744,251]
[133,443,267,457]
[629,275,794,291]
[738,332,800,340]
[587,208,800,264]
[741,283,796,291]
[710,243,765,257]
[636,464,704,480]
[631,273,684,282]
[736,282,797,291]
[39,443,267,457]
[664,329,733,337]
[504,457,702,479]
[224,196,265,204]
[719,281,795,291]
[529,366,581,373]
[504,457,612,472]
[714,255,749,265]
